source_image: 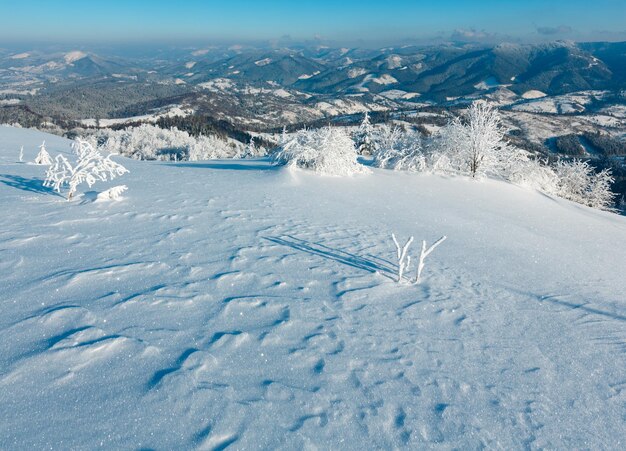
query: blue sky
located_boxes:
[0,0,624,44]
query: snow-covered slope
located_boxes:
[1,126,625,449]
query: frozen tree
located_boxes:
[353,112,374,155]
[34,141,52,165]
[554,160,615,211]
[18,146,24,163]
[44,139,129,200]
[273,126,369,176]
[437,101,508,178]
[241,137,257,159]
[392,233,414,283]
[415,236,447,284]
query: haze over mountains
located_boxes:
[1,40,625,127]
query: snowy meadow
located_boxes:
[0,111,625,449]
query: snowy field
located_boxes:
[1,126,625,449]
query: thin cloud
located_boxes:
[536,25,573,35]
[450,28,505,43]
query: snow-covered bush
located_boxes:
[96,185,128,202]
[44,139,129,200]
[273,126,369,176]
[84,124,242,161]
[372,126,425,171]
[554,160,615,211]
[34,141,52,165]
[506,156,559,193]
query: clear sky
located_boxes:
[0,0,624,44]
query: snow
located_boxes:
[272,88,291,98]
[297,71,320,80]
[79,106,192,127]
[1,126,626,448]
[191,49,210,56]
[522,90,547,99]
[348,68,368,79]
[386,55,403,69]
[370,74,398,85]
[64,51,88,64]
[380,90,420,100]
[512,99,558,114]
[198,78,234,92]
[10,52,30,59]
[254,58,272,67]
[185,61,196,69]
[474,76,503,90]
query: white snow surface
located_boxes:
[521,90,547,100]
[1,126,625,449]
[64,51,88,64]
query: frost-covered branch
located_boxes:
[392,233,414,282]
[415,236,447,284]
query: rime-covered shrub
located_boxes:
[554,160,615,211]
[507,157,559,193]
[273,126,369,176]
[84,124,242,161]
[367,101,616,212]
[372,126,425,171]
[44,139,129,200]
[34,141,52,165]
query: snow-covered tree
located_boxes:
[241,137,257,159]
[353,112,374,155]
[437,101,508,178]
[34,141,52,165]
[554,160,615,211]
[44,139,129,200]
[273,126,369,176]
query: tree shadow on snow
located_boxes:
[0,174,63,197]
[537,294,626,322]
[264,235,396,280]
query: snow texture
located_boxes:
[0,125,625,449]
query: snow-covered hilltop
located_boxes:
[1,126,625,448]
